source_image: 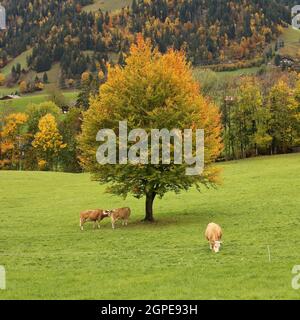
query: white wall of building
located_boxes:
[292,5,300,17]
[292,14,300,29]
[0,5,6,30]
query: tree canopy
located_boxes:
[79,36,223,221]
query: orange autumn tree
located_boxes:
[0,73,5,86]
[79,36,223,221]
[0,113,28,169]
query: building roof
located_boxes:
[292,13,300,29]
[292,13,300,20]
[281,56,295,62]
[0,95,21,100]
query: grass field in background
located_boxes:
[0,49,33,77]
[192,66,261,84]
[0,63,62,95]
[0,91,78,113]
[0,154,299,299]
[279,26,300,58]
[23,63,62,88]
[0,86,18,96]
[83,0,132,12]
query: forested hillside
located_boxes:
[0,0,294,80]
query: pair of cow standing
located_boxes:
[79,208,223,253]
[80,207,131,231]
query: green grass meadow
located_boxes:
[0,91,78,112]
[83,0,132,12]
[193,66,260,82]
[0,49,33,77]
[279,26,300,58]
[0,154,300,299]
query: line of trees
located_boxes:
[0,102,82,172]
[2,72,300,172]
[2,49,300,174]
[220,75,300,160]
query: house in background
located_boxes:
[292,5,300,29]
[0,95,21,101]
[0,3,5,30]
[280,56,295,67]
[292,5,300,16]
[292,14,300,29]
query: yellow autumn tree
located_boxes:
[267,80,299,153]
[0,113,28,169]
[19,81,27,94]
[0,73,5,86]
[98,70,105,80]
[67,79,75,88]
[35,81,44,91]
[32,114,66,170]
[79,35,223,221]
[81,71,90,84]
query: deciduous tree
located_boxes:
[32,114,66,170]
[0,113,28,169]
[268,80,299,153]
[79,36,223,221]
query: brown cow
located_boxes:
[80,209,110,231]
[205,223,223,253]
[107,207,131,229]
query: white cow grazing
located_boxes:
[205,223,223,253]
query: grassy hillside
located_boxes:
[83,0,132,12]
[0,86,19,96]
[23,63,62,87]
[0,91,78,112]
[0,49,33,77]
[0,62,62,93]
[0,154,299,299]
[193,66,261,84]
[278,26,300,58]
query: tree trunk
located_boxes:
[144,191,156,222]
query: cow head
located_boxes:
[103,210,113,217]
[213,241,222,253]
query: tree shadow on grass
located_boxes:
[97,209,226,230]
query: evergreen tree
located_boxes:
[118,51,126,67]
[274,54,281,66]
[43,72,49,84]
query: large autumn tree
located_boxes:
[79,36,223,221]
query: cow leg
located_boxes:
[97,221,101,229]
[111,219,116,230]
[80,219,84,231]
[125,219,128,226]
